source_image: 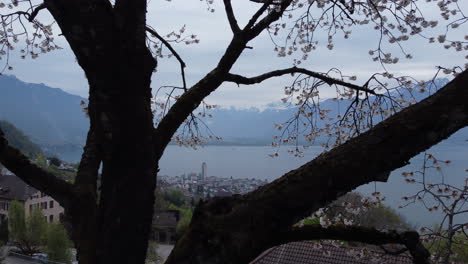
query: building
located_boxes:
[0,170,64,224]
[151,210,180,244]
[201,162,207,180]
[0,173,36,224]
[25,191,64,223]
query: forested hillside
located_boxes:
[0,120,42,158]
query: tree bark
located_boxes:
[165,70,468,264]
[42,1,157,263]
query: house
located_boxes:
[0,170,64,224]
[25,191,65,223]
[250,241,415,264]
[0,172,36,224]
[152,210,180,244]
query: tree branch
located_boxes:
[275,225,429,264]
[0,128,75,208]
[146,26,187,89]
[245,0,273,30]
[28,3,46,22]
[153,1,295,158]
[223,0,241,34]
[246,0,293,40]
[225,67,377,95]
[166,70,468,264]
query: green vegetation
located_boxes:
[9,202,47,255]
[35,153,76,182]
[26,207,48,247]
[424,229,468,263]
[46,223,72,264]
[167,204,193,239]
[8,201,72,263]
[162,189,186,208]
[155,187,193,240]
[0,120,42,158]
[8,201,26,244]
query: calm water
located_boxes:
[159,140,468,228]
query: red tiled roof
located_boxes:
[250,241,414,264]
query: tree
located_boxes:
[8,202,47,255]
[163,189,186,208]
[8,201,26,245]
[313,192,411,231]
[46,223,72,264]
[0,0,467,264]
[399,153,468,264]
[26,207,48,248]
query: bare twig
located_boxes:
[146,26,187,89]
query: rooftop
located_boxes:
[250,242,414,264]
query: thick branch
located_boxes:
[0,128,75,208]
[277,225,429,264]
[166,70,468,264]
[225,67,377,95]
[223,0,241,34]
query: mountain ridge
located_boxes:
[1,75,466,162]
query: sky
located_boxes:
[4,0,468,108]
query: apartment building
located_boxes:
[25,191,64,223]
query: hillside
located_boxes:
[0,120,42,158]
[0,75,89,146]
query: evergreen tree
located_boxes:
[26,208,47,246]
[46,223,72,264]
[8,201,26,243]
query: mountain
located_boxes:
[0,75,466,162]
[0,75,88,156]
[0,120,42,158]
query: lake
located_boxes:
[159,140,468,228]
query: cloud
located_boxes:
[5,0,468,107]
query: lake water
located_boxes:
[159,140,468,228]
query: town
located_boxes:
[159,162,268,200]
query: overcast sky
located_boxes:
[6,0,468,108]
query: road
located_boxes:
[4,255,37,264]
[157,244,174,263]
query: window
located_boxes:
[49,215,53,222]
[29,204,32,213]
[49,201,54,208]
[59,213,64,222]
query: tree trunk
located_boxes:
[81,51,156,264]
[165,70,468,264]
[40,1,157,263]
